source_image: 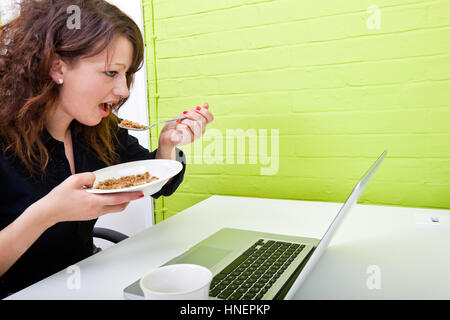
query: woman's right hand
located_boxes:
[32,172,144,227]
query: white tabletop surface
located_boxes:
[6,195,450,300]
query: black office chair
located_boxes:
[92,227,129,254]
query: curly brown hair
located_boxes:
[0,0,144,175]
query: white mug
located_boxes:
[139,264,213,300]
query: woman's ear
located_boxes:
[49,56,66,85]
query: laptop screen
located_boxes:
[284,150,387,299]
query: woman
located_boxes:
[0,0,213,298]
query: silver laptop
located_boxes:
[124,151,387,300]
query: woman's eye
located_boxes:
[105,71,118,77]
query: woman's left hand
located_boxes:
[158,102,214,150]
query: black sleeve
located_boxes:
[116,128,186,199]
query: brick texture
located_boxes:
[142,0,450,222]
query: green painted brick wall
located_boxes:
[142,0,450,223]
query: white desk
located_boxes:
[6,195,450,299]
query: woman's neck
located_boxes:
[45,105,73,142]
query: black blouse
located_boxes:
[0,124,186,298]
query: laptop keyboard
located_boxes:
[209,239,305,300]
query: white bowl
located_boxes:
[84,159,183,196]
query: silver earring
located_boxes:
[58,79,63,84]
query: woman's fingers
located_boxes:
[182,109,206,132]
[86,192,143,216]
[70,172,96,188]
[95,192,143,207]
[101,202,131,215]
[172,122,195,145]
[181,118,202,140]
[189,105,213,126]
[177,104,213,140]
[181,104,213,126]
[160,102,214,146]
[196,103,214,123]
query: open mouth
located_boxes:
[99,103,112,116]
[101,103,107,111]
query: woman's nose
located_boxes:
[113,75,130,99]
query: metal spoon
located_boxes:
[118,116,187,131]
